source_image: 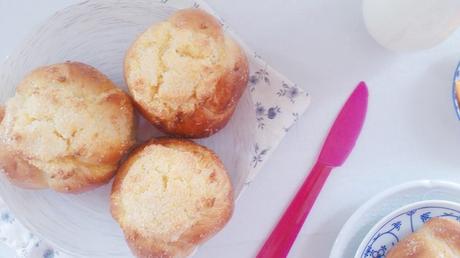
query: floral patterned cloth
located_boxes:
[0,0,310,257]
[0,198,67,258]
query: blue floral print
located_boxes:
[255,102,281,129]
[277,82,300,103]
[252,144,269,168]
[43,249,55,258]
[1,212,14,224]
[249,69,270,92]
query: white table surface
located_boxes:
[2,0,460,257]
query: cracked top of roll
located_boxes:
[0,62,135,193]
[111,138,233,258]
[125,8,248,138]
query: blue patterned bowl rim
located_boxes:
[355,200,460,258]
[452,61,460,120]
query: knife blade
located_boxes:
[319,81,368,166]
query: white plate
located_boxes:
[0,0,310,257]
[355,200,460,258]
[330,180,460,258]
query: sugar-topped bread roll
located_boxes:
[387,218,460,258]
[125,8,248,138]
[111,138,233,258]
[0,62,135,193]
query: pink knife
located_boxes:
[257,82,368,258]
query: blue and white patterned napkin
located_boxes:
[0,0,310,257]
[0,198,66,258]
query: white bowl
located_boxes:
[330,180,460,258]
[355,200,460,258]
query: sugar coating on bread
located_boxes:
[387,218,460,258]
[125,8,248,138]
[127,22,222,113]
[111,139,233,258]
[0,62,135,192]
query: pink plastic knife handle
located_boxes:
[256,162,332,258]
[257,82,368,258]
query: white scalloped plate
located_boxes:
[0,0,310,257]
[330,180,460,258]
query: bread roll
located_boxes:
[125,8,248,138]
[387,218,460,258]
[111,138,233,258]
[0,62,135,193]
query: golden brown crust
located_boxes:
[111,138,234,258]
[125,8,248,138]
[0,62,135,193]
[169,8,223,41]
[0,144,47,189]
[0,107,44,188]
[387,218,460,258]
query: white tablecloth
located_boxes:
[2,0,460,257]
